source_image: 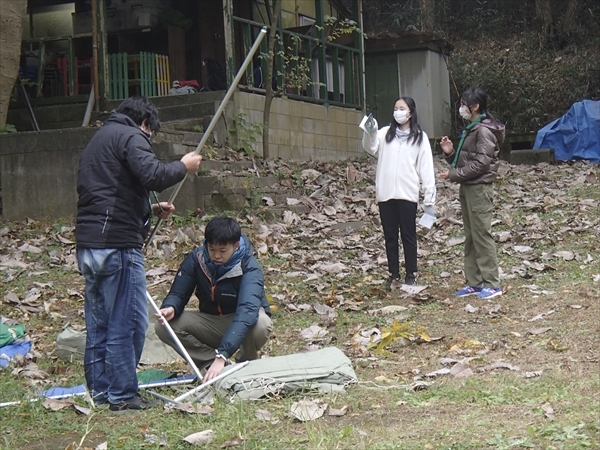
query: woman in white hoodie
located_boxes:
[362,97,436,289]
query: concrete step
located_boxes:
[8,91,226,132]
[201,159,259,172]
[158,102,219,122]
[510,149,555,165]
[220,174,278,189]
[259,187,302,205]
[153,141,232,160]
[154,129,204,145]
[100,91,225,111]
[255,204,310,221]
[7,103,88,131]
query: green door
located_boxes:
[365,54,399,124]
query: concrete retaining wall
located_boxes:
[0,128,97,220]
[1,93,365,220]
[234,92,363,161]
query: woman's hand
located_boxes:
[155,307,175,324]
[439,171,450,180]
[440,136,454,155]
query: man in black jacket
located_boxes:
[155,216,273,382]
[76,96,202,412]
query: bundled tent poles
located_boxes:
[147,360,249,405]
[0,376,196,408]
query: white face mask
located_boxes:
[393,110,410,125]
[459,105,472,120]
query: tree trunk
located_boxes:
[561,0,578,35]
[420,0,435,33]
[0,0,26,128]
[535,0,554,35]
[262,0,282,160]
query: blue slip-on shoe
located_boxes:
[477,287,503,299]
[454,286,483,297]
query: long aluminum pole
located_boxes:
[145,27,268,249]
[146,291,204,382]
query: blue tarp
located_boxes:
[534,100,600,163]
[0,339,32,368]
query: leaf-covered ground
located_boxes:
[0,156,598,450]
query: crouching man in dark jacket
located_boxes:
[155,216,273,381]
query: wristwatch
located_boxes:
[215,350,227,362]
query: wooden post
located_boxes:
[222,0,234,87]
[315,0,327,101]
[92,0,100,108]
[353,0,365,110]
[68,38,76,96]
[36,41,45,98]
[97,0,109,102]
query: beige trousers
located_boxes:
[154,308,272,368]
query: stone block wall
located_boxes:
[233,92,364,161]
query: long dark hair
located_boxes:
[460,87,499,126]
[385,97,423,146]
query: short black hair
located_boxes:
[205,216,241,245]
[115,96,161,132]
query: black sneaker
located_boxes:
[385,275,401,291]
[405,273,418,285]
[109,394,158,413]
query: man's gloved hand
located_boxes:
[423,205,435,217]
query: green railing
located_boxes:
[233,16,363,109]
[108,52,158,100]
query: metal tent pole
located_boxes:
[145,27,267,249]
[146,291,204,382]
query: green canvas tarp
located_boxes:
[214,347,358,400]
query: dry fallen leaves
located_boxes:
[290,398,328,421]
[183,430,215,445]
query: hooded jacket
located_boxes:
[76,113,186,248]
[160,235,271,359]
[444,118,505,185]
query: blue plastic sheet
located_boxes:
[534,100,600,163]
[0,339,32,368]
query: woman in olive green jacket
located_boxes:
[439,87,505,300]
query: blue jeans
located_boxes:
[77,248,148,404]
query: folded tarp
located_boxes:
[214,347,358,400]
[56,311,182,364]
[534,99,600,163]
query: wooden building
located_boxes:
[19,0,365,110]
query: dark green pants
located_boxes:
[155,308,272,368]
[459,183,500,288]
